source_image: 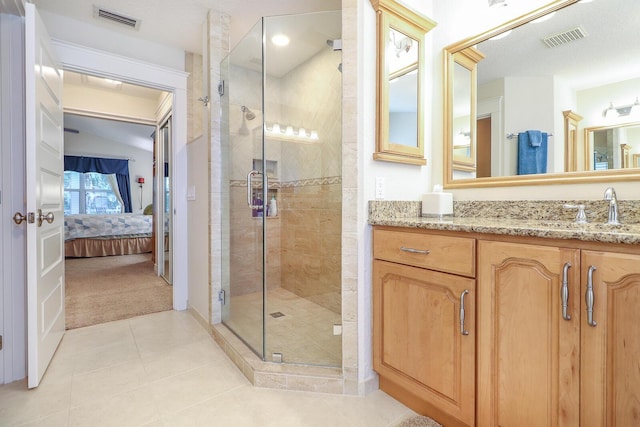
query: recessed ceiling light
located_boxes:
[271,34,290,47]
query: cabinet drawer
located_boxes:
[373,228,475,277]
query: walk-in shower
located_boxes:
[220,10,342,367]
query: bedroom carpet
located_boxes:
[65,253,173,330]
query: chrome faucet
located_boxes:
[603,187,620,224]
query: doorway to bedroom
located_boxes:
[62,71,174,329]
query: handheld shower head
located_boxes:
[241,106,256,120]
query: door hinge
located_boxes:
[0,335,2,351]
[217,80,225,96]
[218,289,226,305]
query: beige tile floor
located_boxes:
[0,310,415,426]
[224,288,342,366]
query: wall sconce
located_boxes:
[264,122,320,143]
[137,177,145,209]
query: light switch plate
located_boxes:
[375,177,385,200]
[187,185,196,201]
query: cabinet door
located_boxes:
[581,251,640,427]
[477,241,580,427]
[373,260,475,426]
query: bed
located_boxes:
[64,213,154,257]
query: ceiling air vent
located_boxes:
[542,26,587,48]
[93,6,140,30]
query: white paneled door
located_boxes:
[25,3,65,389]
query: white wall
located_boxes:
[503,76,554,176]
[64,131,154,210]
[187,133,210,321]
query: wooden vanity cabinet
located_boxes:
[477,241,640,427]
[580,250,640,427]
[477,240,581,427]
[373,226,640,426]
[373,228,476,427]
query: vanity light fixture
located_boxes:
[265,122,320,142]
[602,98,640,118]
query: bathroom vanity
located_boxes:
[370,202,640,427]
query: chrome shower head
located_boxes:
[241,106,256,120]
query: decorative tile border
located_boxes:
[230,176,341,189]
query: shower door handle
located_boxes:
[247,170,261,209]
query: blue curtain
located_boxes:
[64,155,133,213]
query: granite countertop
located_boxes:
[369,200,640,245]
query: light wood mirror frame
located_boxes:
[443,0,640,188]
[584,122,640,171]
[370,0,436,166]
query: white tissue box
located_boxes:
[421,192,453,217]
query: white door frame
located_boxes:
[51,40,189,311]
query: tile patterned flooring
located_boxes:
[224,288,342,366]
[0,310,414,426]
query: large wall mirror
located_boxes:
[370,0,436,165]
[444,0,640,188]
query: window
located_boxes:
[64,171,123,215]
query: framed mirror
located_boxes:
[444,0,640,188]
[585,122,640,171]
[370,0,436,165]
[451,47,485,174]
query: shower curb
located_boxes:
[210,322,350,394]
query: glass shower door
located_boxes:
[220,19,266,358]
[262,11,343,366]
[220,10,343,368]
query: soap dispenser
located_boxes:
[269,194,278,217]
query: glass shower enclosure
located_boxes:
[220,10,342,367]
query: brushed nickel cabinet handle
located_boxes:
[586,265,597,327]
[460,289,470,336]
[561,262,572,321]
[400,246,430,255]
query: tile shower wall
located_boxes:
[279,180,342,314]
[272,42,342,314]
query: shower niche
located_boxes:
[220,10,343,368]
[252,158,277,179]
